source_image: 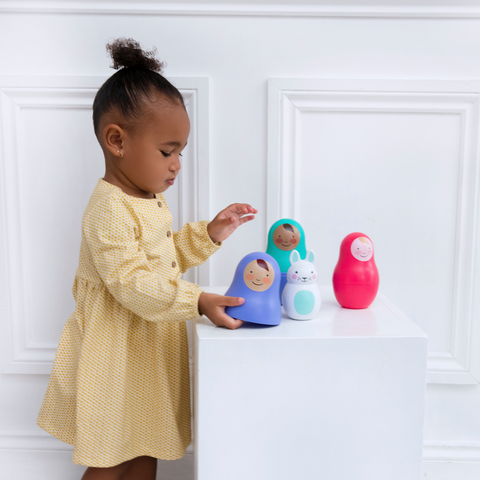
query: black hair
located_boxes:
[92,37,185,138]
[283,223,294,233]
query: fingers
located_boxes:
[225,203,258,215]
[230,317,244,329]
[219,313,244,330]
[237,215,255,225]
[220,296,245,307]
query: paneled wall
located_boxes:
[1,2,480,479]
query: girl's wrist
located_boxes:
[198,292,205,316]
[207,222,220,244]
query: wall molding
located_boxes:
[0,75,210,374]
[0,430,475,464]
[267,78,480,385]
[0,431,195,455]
[423,441,480,463]
[1,1,480,19]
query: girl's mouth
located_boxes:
[252,281,263,286]
[166,179,174,185]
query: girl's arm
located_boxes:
[172,220,221,274]
[82,196,202,323]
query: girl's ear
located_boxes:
[307,250,315,263]
[290,250,300,265]
[104,123,126,156]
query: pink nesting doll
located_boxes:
[332,232,379,309]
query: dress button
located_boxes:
[157,201,162,207]
[166,231,171,237]
[172,261,177,268]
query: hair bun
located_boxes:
[106,37,164,73]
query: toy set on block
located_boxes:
[224,220,380,325]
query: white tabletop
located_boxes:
[195,285,427,341]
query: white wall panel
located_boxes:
[268,79,480,386]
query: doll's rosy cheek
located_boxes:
[263,277,271,284]
[246,274,254,281]
[292,274,297,280]
[276,238,283,244]
[290,239,297,244]
[313,274,316,279]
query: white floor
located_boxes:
[0,450,195,480]
[2,450,480,480]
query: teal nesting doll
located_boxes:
[266,219,307,303]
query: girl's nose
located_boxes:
[171,156,181,172]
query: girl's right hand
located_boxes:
[198,292,244,330]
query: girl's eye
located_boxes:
[161,151,183,158]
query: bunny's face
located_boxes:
[287,250,317,285]
[288,262,317,284]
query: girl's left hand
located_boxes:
[207,203,258,243]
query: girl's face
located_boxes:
[104,97,190,197]
[272,224,300,251]
[243,259,275,292]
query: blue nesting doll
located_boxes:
[225,252,282,326]
[266,219,307,303]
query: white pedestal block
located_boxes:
[193,286,428,480]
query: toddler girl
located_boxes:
[37,38,256,480]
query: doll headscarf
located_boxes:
[225,251,281,325]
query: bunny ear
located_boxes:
[307,250,315,263]
[290,250,300,265]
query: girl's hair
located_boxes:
[283,223,294,233]
[92,37,185,138]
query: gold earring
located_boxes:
[117,150,123,158]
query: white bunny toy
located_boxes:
[282,249,321,320]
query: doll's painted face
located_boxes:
[273,224,301,251]
[351,237,373,262]
[243,259,275,292]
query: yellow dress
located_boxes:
[37,178,221,467]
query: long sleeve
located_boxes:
[82,195,202,323]
[173,220,222,274]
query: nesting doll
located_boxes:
[332,232,379,309]
[266,219,307,303]
[225,252,282,326]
